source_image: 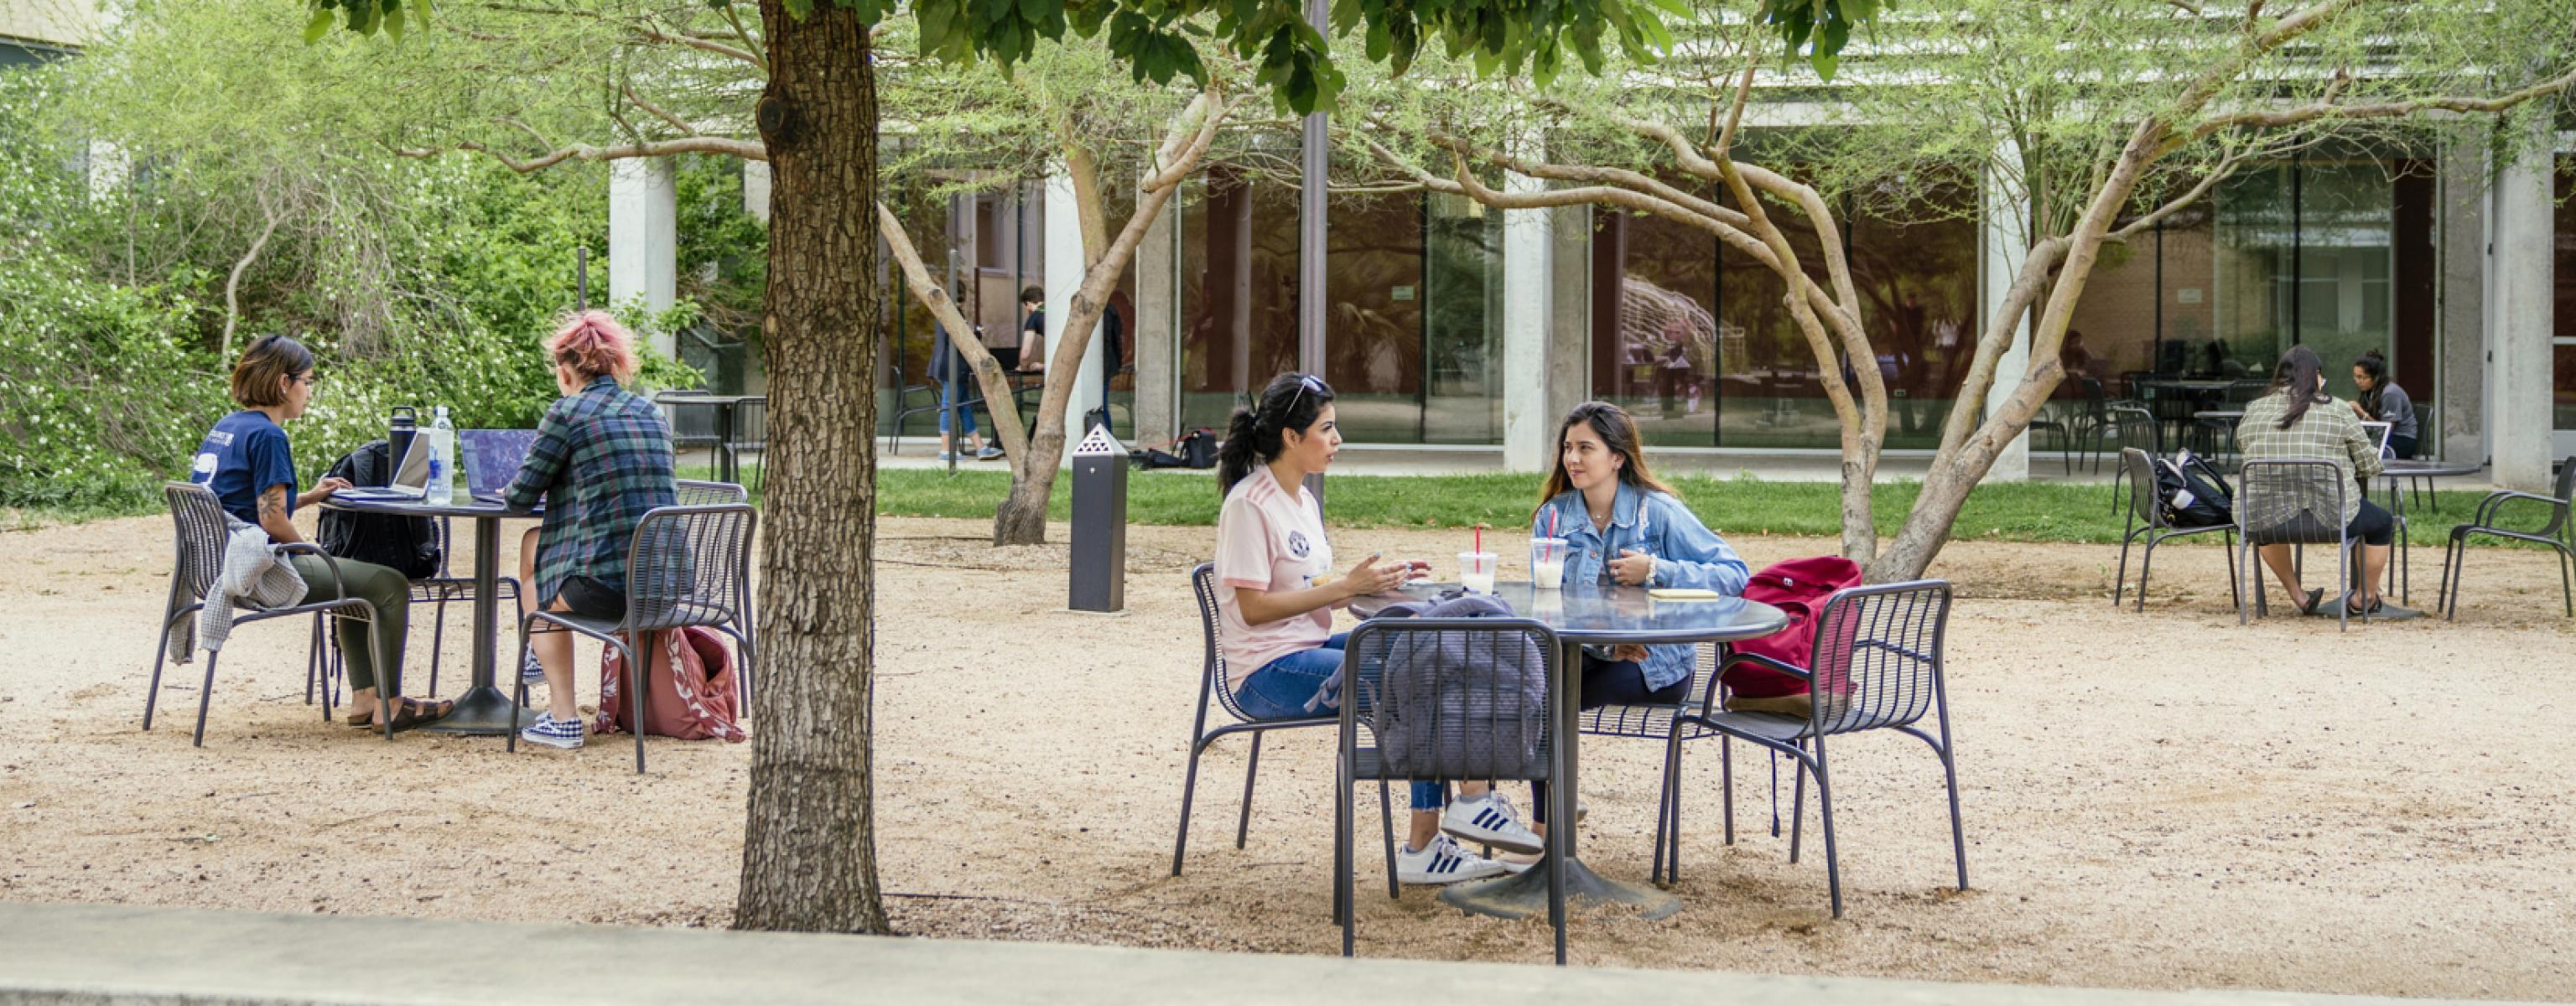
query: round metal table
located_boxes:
[1368,582,1788,921]
[321,496,541,735]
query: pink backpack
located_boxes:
[596,626,749,742]
[1720,556,1864,699]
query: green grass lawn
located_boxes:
[23,464,2537,552]
[802,468,2522,549]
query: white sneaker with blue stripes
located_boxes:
[1394,834,1509,885]
[1440,793,1545,855]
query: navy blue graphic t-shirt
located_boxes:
[190,410,298,527]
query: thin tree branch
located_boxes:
[2108,152,2246,241]
[393,136,767,172]
[2183,65,2576,144]
[623,85,699,137]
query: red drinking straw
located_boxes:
[1474,523,1484,553]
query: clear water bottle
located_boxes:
[426,406,456,506]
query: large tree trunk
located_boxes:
[734,0,888,935]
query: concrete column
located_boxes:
[742,162,771,223]
[1501,176,1555,472]
[1133,182,1182,446]
[609,158,678,358]
[2438,137,2487,464]
[1547,205,1592,432]
[1046,170,1105,459]
[2487,115,2556,491]
[1980,145,2032,481]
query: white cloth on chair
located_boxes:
[184,516,308,659]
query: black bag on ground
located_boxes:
[2153,451,2235,528]
[316,439,442,579]
[1129,429,1221,470]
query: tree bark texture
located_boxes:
[734,0,889,936]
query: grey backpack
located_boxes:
[1368,594,1549,782]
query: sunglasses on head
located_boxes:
[1283,373,1325,419]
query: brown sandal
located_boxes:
[345,697,454,732]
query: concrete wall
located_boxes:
[2438,139,2487,464]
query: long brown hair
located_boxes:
[2269,345,2329,429]
[1537,402,1679,509]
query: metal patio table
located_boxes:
[322,496,541,735]
[2372,459,2481,603]
[1363,581,1787,921]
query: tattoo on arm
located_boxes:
[259,485,288,524]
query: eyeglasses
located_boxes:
[293,373,321,387]
[1284,373,1324,417]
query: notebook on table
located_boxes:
[460,428,539,504]
[331,436,433,502]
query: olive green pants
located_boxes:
[288,554,410,695]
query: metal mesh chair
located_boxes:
[2103,405,2164,515]
[1673,580,1963,918]
[508,503,756,771]
[2192,379,2272,466]
[2116,449,2241,612]
[1337,616,1565,962]
[2438,458,2574,620]
[673,480,759,705]
[143,482,392,745]
[1171,563,1348,875]
[889,383,984,455]
[2236,459,2360,631]
[2026,376,2107,477]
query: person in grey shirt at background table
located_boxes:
[2348,349,2417,459]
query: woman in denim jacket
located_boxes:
[1530,402,1750,708]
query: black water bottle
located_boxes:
[388,406,418,467]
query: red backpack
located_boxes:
[596,626,749,742]
[1720,556,1864,699]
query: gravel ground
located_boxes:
[2,511,2571,999]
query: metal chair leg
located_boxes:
[1789,744,1809,864]
[623,631,650,773]
[1171,736,1208,876]
[1721,736,1736,847]
[190,650,221,748]
[1939,744,1969,892]
[508,619,531,753]
[2134,536,2158,613]
[143,611,183,731]
[1812,745,1845,918]
[1652,730,1683,884]
[427,595,448,697]
[1378,780,1398,901]
[2114,527,2138,608]
[2225,529,2243,613]
[1235,732,1265,849]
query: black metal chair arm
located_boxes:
[2470,490,2566,529]
[268,542,346,601]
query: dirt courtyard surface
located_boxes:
[3,511,2573,999]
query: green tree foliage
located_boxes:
[0,3,738,514]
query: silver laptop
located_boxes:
[2360,421,2393,458]
[333,436,434,502]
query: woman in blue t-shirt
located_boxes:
[186,334,444,731]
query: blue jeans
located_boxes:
[936,386,977,436]
[1231,634,1348,720]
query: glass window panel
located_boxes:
[1593,197,1721,447]
[1323,191,1429,443]
[1847,177,1980,450]
[2296,159,2394,400]
[1177,169,1300,433]
[1420,193,1504,444]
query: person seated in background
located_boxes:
[507,310,680,751]
[2349,349,2418,459]
[189,334,446,730]
[2235,345,2393,618]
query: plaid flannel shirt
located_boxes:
[2234,389,2383,526]
[506,376,678,604]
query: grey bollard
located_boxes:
[1069,423,1128,613]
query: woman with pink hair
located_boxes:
[502,310,679,750]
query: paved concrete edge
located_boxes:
[0,901,2527,1006]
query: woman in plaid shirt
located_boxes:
[506,311,679,750]
[2234,345,2393,617]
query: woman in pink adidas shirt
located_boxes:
[1213,372,1540,885]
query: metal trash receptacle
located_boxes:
[1069,423,1128,613]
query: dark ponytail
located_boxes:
[2271,344,2327,429]
[1216,372,1336,495]
[2353,349,2388,418]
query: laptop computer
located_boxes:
[333,435,434,502]
[460,428,539,504]
[2360,420,2393,458]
